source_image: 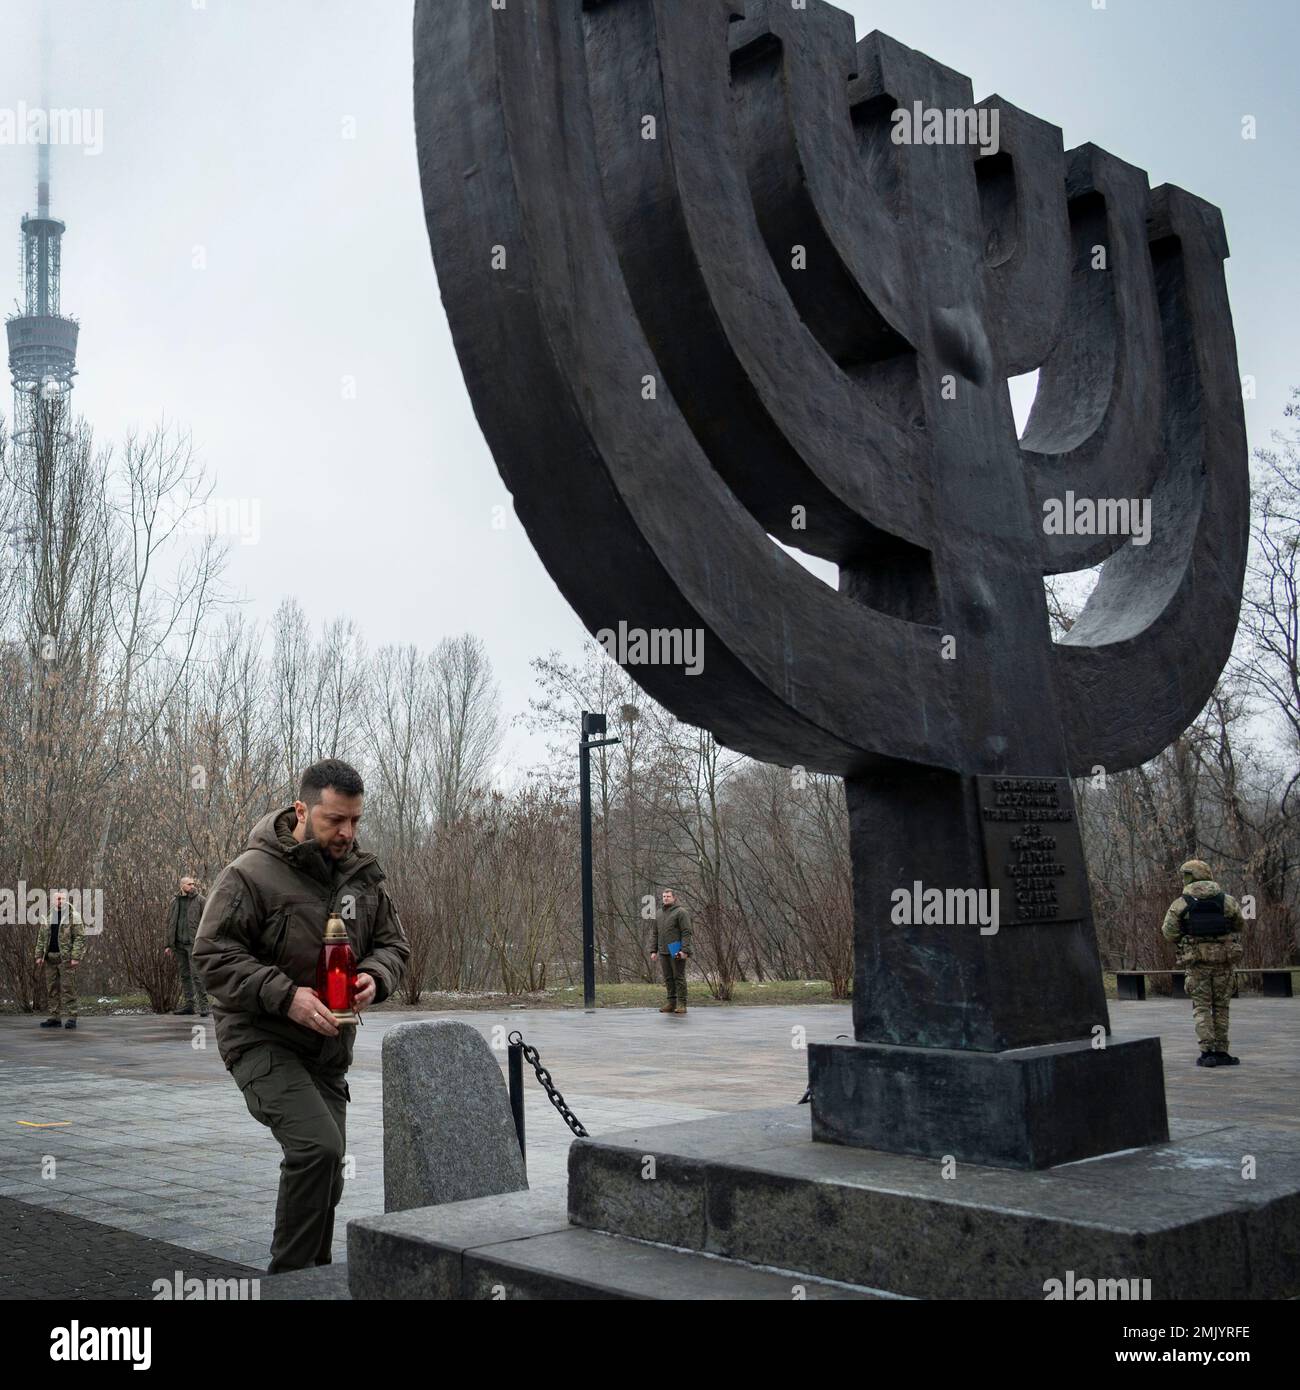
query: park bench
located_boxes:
[1115,968,1295,1001]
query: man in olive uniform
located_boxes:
[648,888,693,1016]
[1160,858,1246,1068]
[34,891,86,1030]
[165,875,208,1016]
[194,759,409,1273]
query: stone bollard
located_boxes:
[382,1019,527,1213]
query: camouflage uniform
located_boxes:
[1160,859,1245,1062]
[35,902,86,1021]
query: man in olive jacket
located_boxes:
[165,875,208,1016]
[194,758,409,1273]
[648,888,693,1015]
[34,891,86,1029]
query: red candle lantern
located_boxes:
[317,914,359,1025]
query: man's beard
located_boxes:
[304,818,335,852]
[303,813,349,858]
[307,821,346,858]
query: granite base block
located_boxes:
[808,1035,1170,1168]
[567,1108,1299,1299]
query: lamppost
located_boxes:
[579,710,620,1011]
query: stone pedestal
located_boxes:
[828,770,1171,1167]
[808,1035,1170,1169]
[347,1107,1300,1299]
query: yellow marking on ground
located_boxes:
[15,1121,72,1128]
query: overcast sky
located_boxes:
[0,0,1296,776]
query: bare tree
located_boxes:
[430,633,502,824]
[91,421,228,878]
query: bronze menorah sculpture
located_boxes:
[414,0,1248,1167]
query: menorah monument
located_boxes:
[415,0,1248,1171]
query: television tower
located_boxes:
[6,136,78,449]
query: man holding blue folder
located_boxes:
[649,888,693,1016]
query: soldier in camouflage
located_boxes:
[1160,859,1245,1068]
[34,891,86,1029]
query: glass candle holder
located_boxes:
[317,914,359,1025]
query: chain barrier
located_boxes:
[507,1030,831,1126]
[508,1031,589,1139]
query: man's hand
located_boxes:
[34,953,41,964]
[287,986,339,1036]
[354,972,377,1012]
[649,951,658,962]
[164,947,172,958]
[68,960,79,969]
[678,952,689,962]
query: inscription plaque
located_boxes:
[976,776,1089,926]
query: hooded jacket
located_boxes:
[1160,876,1245,967]
[193,806,410,1072]
[167,891,206,948]
[649,902,693,955]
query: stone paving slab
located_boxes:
[0,999,1295,1285]
[0,1194,258,1300]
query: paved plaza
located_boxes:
[1,998,1296,1292]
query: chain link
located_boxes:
[508,1031,830,1122]
[508,1031,589,1138]
[799,1035,849,1105]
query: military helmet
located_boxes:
[1180,859,1214,882]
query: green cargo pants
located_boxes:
[174,942,208,1012]
[43,954,77,1019]
[231,1043,349,1274]
[659,950,687,1008]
